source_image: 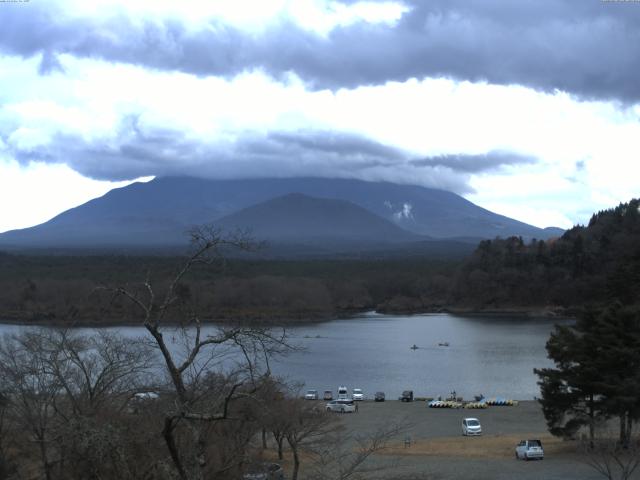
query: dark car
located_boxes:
[374,391,386,402]
[400,390,414,402]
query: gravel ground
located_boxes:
[321,400,636,480]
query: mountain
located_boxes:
[0,176,563,250]
[216,193,420,245]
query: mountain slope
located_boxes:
[216,193,420,244]
[0,176,563,248]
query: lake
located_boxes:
[0,312,571,400]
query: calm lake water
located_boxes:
[0,312,571,400]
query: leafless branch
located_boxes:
[581,436,640,480]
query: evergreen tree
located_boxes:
[588,304,640,447]
[536,304,640,446]
[535,316,605,445]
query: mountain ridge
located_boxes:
[0,176,564,252]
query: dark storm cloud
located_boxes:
[264,132,406,166]
[411,152,537,174]
[7,120,473,192]
[2,1,640,101]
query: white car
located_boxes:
[515,439,544,460]
[326,400,356,413]
[462,417,482,436]
[304,389,318,400]
[352,388,364,401]
[337,386,349,400]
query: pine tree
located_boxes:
[535,317,605,445]
[536,304,640,446]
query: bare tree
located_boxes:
[0,329,158,480]
[307,421,410,480]
[108,226,293,480]
[582,436,640,480]
[0,391,15,479]
[0,331,63,480]
[282,398,340,480]
[39,329,155,415]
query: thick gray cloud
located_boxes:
[1,1,640,101]
[8,118,481,192]
[411,152,536,174]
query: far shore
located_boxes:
[0,305,576,328]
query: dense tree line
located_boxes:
[0,254,456,325]
[452,199,640,312]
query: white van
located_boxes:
[337,386,349,400]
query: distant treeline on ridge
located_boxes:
[0,199,638,325]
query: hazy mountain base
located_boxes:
[0,199,637,326]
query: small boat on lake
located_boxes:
[438,342,450,347]
[410,344,419,350]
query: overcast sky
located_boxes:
[1,0,639,233]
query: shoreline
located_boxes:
[0,305,576,328]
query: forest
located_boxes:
[0,199,638,326]
[451,198,640,312]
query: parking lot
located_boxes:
[327,400,623,480]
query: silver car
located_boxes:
[462,417,482,436]
[515,439,544,460]
[326,399,356,413]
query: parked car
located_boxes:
[304,389,318,400]
[462,417,482,436]
[133,391,159,401]
[323,390,333,401]
[127,391,160,414]
[352,388,364,401]
[515,439,544,460]
[326,399,356,413]
[400,390,414,402]
[243,462,284,480]
[337,385,349,400]
[374,391,386,402]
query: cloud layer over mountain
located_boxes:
[0,0,639,232]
